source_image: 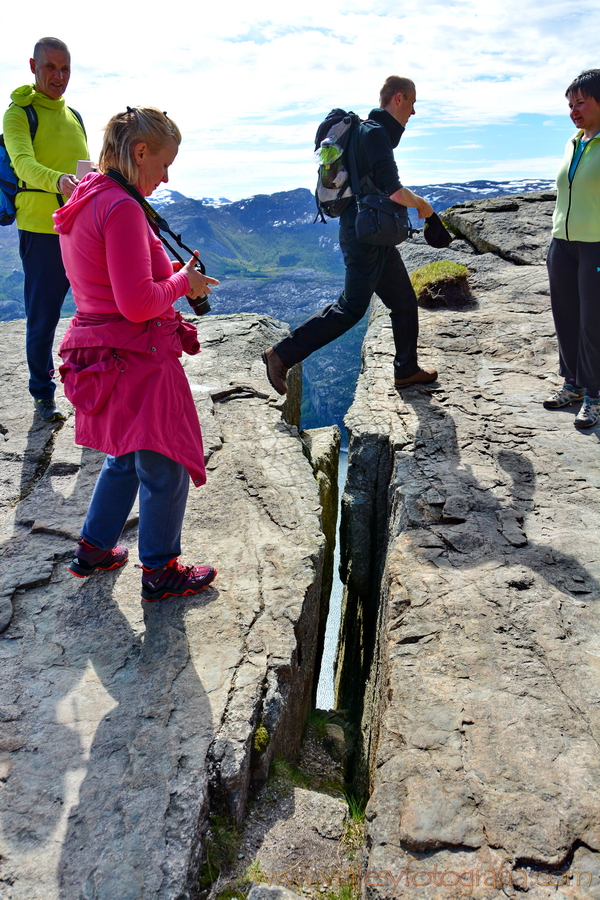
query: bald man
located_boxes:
[3,36,88,420]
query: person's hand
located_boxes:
[183,253,220,300]
[390,187,434,220]
[58,174,79,198]
[415,196,434,219]
[172,261,183,273]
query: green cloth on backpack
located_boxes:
[3,84,88,233]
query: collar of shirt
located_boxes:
[368,108,405,148]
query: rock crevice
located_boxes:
[337,197,600,896]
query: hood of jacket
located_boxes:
[10,83,66,112]
[53,172,117,234]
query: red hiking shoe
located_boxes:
[68,539,129,578]
[140,558,217,601]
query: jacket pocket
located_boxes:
[59,348,126,416]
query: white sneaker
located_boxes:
[574,395,600,429]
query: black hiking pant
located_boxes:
[547,238,600,392]
[273,212,419,378]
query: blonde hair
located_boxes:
[379,76,416,108]
[99,107,182,185]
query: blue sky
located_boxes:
[1,0,597,200]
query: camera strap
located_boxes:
[104,168,205,274]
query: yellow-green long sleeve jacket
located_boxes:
[3,84,88,234]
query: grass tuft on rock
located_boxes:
[410,260,471,308]
[252,723,270,754]
[198,813,242,891]
[269,756,311,789]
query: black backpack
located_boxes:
[314,108,363,221]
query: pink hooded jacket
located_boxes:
[54,173,206,486]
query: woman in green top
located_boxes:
[544,69,600,429]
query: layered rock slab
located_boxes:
[337,206,600,898]
[0,314,337,900]
[442,189,556,265]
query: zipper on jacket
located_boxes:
[565,139,576,241]
[565,135,596,241]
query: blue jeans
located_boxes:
[81,450,190,568]
[19,230,70,399]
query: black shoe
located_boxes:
[34,397,66,422]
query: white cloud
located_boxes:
[0,0,594,197]
[447,143,484,149]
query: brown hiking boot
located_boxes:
[394,367,438,387]
[262,347,288,395]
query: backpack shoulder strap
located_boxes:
[23,104,38,142]
[10,103,83,142]
[348,118,381,199]
[348,119,368,198]
[348,129,360,198]
[3,102,38,142]
[68,107,86,138]
[2,104,38,193]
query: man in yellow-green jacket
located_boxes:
[3,36,88,421]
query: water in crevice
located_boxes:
[316,447,348,710]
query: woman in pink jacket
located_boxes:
[54,107,219,600]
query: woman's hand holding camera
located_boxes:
[183,253,219,300]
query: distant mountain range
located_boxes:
[152,177,556,214]
[0,179,555,432]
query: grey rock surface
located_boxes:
[0,314,336,899]
[442,190,556,265]
[245,787,352,889]
[248,886,302,900]
[337,201,600,898]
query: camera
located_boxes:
[186,262,211,316]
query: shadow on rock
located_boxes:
[1,466,218,899]
[55,578,218,899]
[18,411,65,502]
[396,387,599,601]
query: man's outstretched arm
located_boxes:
[390,186,433,219]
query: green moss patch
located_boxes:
[410,261,471,308]
[252,723,270,754]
